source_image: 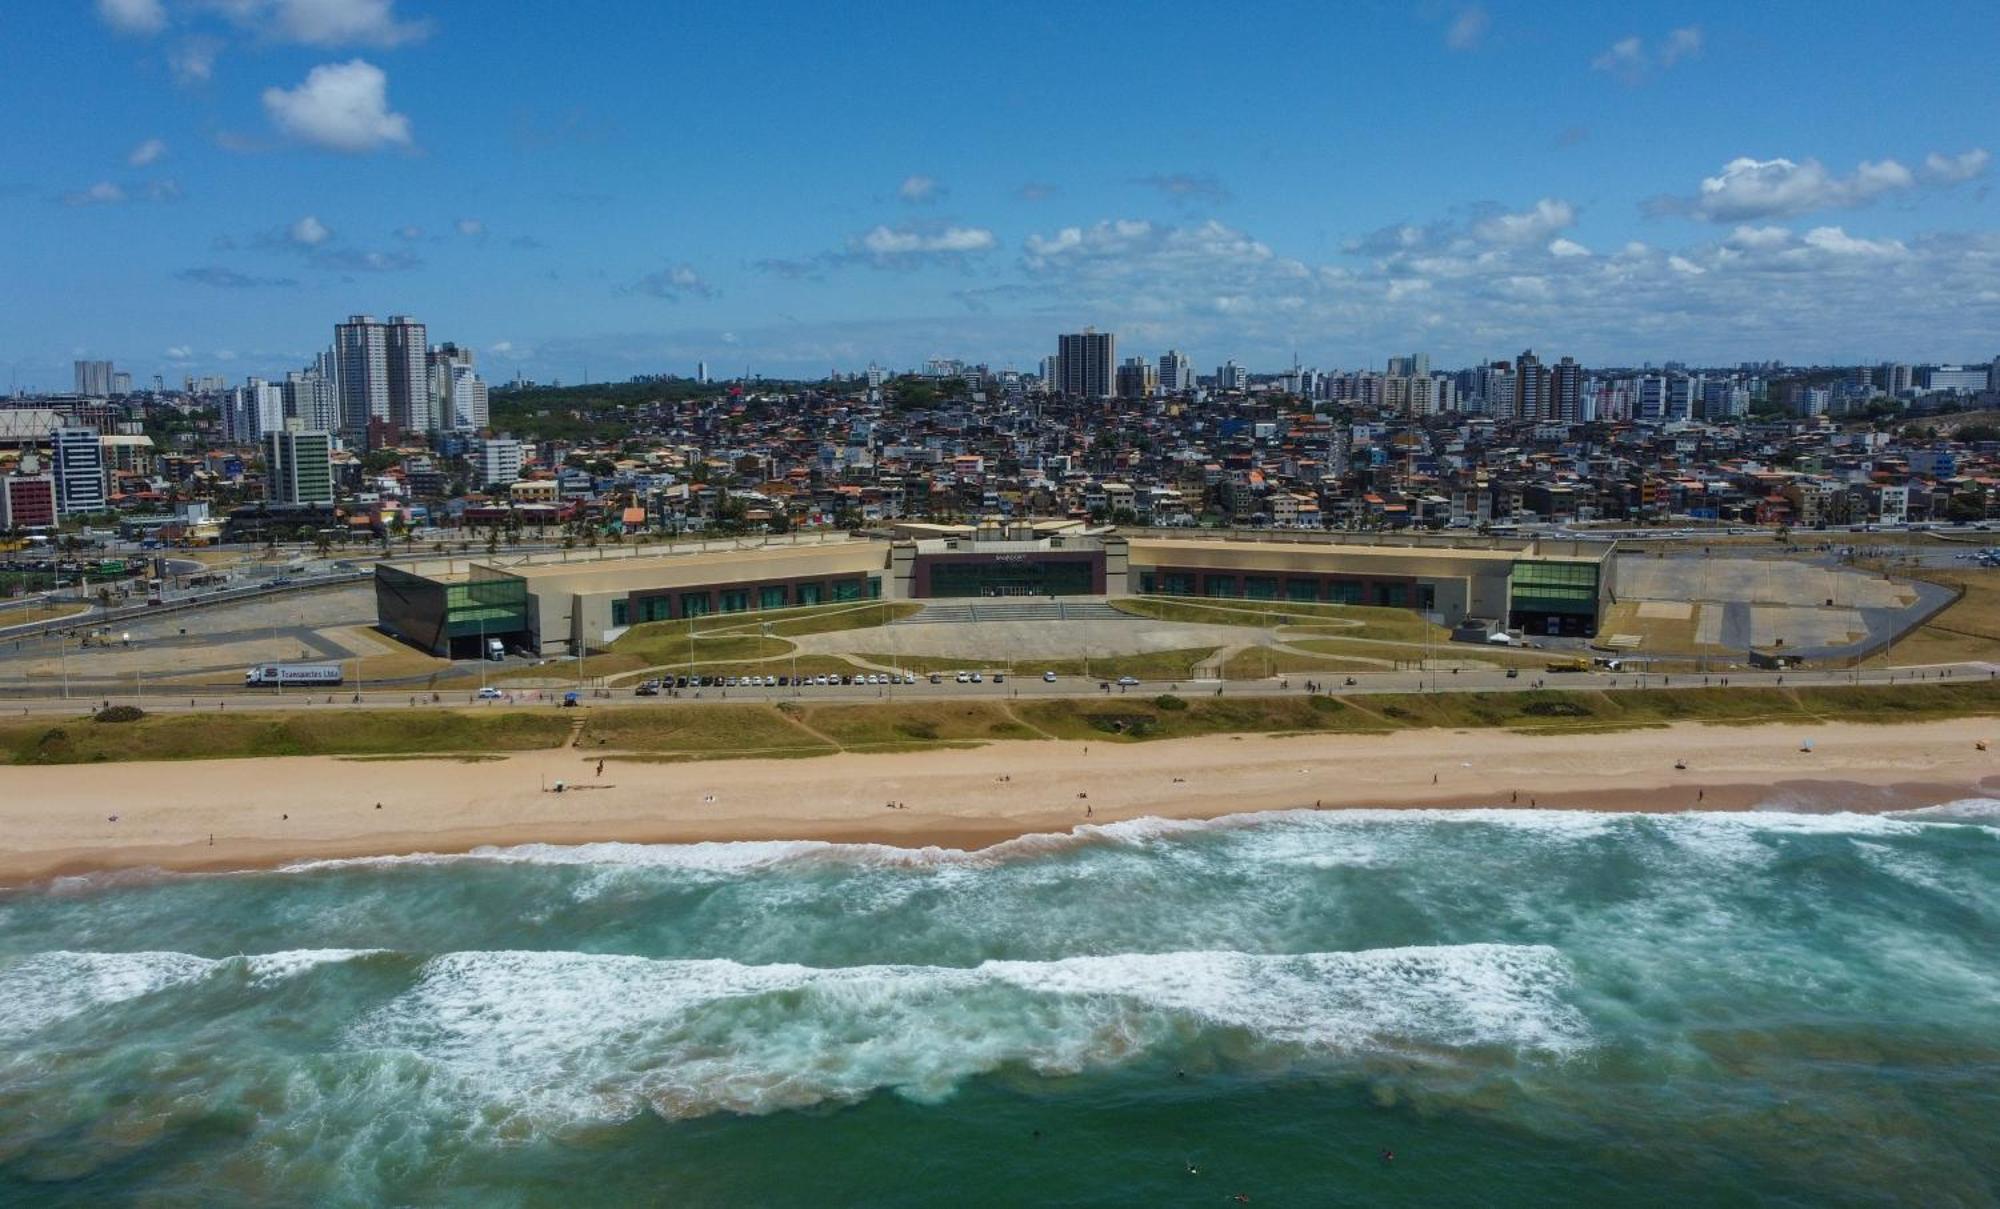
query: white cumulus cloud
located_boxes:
[97,0,166,36]
[289,214,331,245]
[208,0,430,47]
[856,225,995,257]
[897,174,941,203]
[1801,226,1906,257]
[169,36,222,84]
[1594,27,1702,82]
[65,182,127,206]
[1547,237,1591,257]
[1725,224,1793,250]
[1445,5,1488,50]
[127,138,168,166]
[1659,26,1703,66]
[630,264,716,300]
[1677,156,1918,222]
[1474,198,1575,244]
[262,59,412,152]
[1921,148,1991,184]
[455,217,484,236]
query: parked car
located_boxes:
[1117,676,1140,686]
[1043,671,1058,683]
[955,672,970,683]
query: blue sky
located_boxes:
[3,0,1996,390]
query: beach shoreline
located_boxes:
[2,718,1995,886]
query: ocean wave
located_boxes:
[1887,797,2000,827]
[262,806,1986,885]
[0,949,386,1038]
[354,943,1587,1125]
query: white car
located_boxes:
[954,671,970,684]
[1043,671,1057,683]
[1117,675,1140,686]
[477,686,504,699]
[902,673,917,684]
[970,672,983,683]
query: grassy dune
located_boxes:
[5,681,1993,765]
[0,708,572,765]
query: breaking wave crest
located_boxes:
[357,943,1587,1124]
[0,949,384,1038]
[268,805,1988,883]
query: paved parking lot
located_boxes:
[0,585,398,685]
[1618,554,1912,608]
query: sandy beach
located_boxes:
[1,717,1995,885]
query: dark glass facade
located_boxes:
[375,566,529,656]
[920,556,1099,597]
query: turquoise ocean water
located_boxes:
[2,802,1997,1207]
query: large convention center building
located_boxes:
[375,522,1616,657]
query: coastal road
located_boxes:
[2,660,1992,718]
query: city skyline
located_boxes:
[2,1,1996,388]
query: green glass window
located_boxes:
[720,589,750,613]
[643,596,672,623]
[1373,583,1408,608]
[1204,576,1238,598]
[797,583,823,605]
[868,578,882,599]
[1285,579,1320,602]
[759,585,788,610]
[832,579,863,602]
[1158,571,1195,596]
[1327,581,1363,605]
[1510,560,1599,617]
[1243,576,1279,600]
[611,600,629,627]
[679,592,711,618]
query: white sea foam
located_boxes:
[0,951,217,1038]
[354,943,1587,1125]
[264,806,1985,891]
[238,948,388,986]
[0,949,384,1038]
[1888,797,2000,827]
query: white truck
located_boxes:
[485,638,506,661]
[244,662,344,687]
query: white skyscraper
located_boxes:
[285,359,339,434]
[73,360,114,396]
[449,364,489,431]
[1158,349,1194,393]
[333,315,390,440]
[473,437,523,488]
[427,343,486,432]
[333,314,429,442]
